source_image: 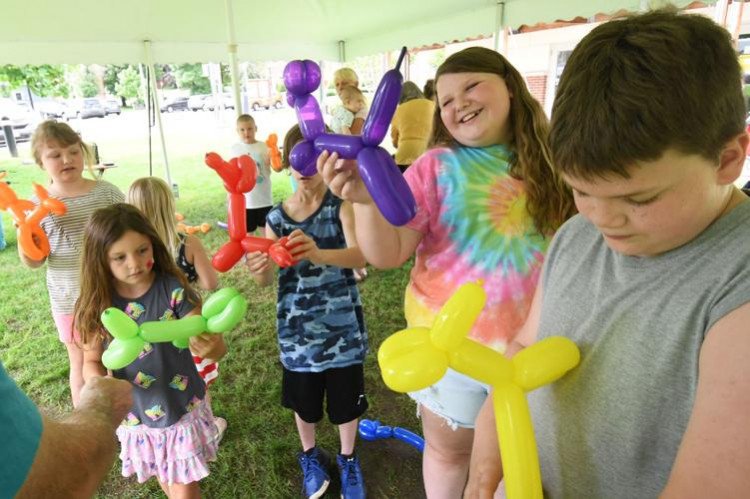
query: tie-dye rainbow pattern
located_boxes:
[403,145,549,351]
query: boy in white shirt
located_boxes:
[229,114,272,234]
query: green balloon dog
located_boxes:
[101,287,247,370]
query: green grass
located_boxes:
[0,151,425,498]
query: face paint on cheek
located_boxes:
[146,260,154,270]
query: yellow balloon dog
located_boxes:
[378,282,580,499]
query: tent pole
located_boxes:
[144,40,172,188]
[144,64,152,176]
[493,1,506,53]
[225,0,242,117]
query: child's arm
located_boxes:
[317,151,422,269]
[286,202,366,269]
[82,339,107,382]
[350,117,365,135]
[660,301,750,497]
[245,223,276,287]
[187,307,228,362]
[16,229,46,268]
[185,234,219,291]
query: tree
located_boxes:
[79,69,99,98]
[103,64,129,95]
[0,64,70,97]
[115,65,143,106]
[173,64,211,94]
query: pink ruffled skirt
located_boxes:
[116,399,219,484]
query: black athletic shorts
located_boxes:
[281,363,368,424]
[246,206,272,233]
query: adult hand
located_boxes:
[317,151,372,205]
[286,229,321,264]
[77,376,132,427]
[245,250,271,274]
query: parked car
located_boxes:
[35,99,69,119]
[0,98,39,147]
[202,94,234,111]
[101,97,122,115]
[68,98,106,119]
[247,93,284,111]
[188,94,208,111]
[161,96,189,112]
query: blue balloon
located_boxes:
[358,419,423,453]
[393,427,425,453]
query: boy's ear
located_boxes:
[716,132,749,185]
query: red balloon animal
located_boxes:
[205,152,296,272]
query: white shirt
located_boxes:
[229,141,272,208]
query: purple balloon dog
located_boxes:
[358,419,424,453]
[283,48,417,226]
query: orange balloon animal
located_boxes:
[266,134,283,172]
[0,182,66,261]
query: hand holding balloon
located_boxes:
[283,50,416,226]
[0,181,66,261]
[316,151,374,206]
[206,152,296,271]
[285,229,320,264]
[101,287,247,370]
[377,282,581,499]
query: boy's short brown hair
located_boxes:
[550,9,745,180]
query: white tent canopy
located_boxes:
[0,0,711,65]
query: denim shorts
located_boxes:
[408,367,490,429]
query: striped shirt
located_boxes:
[35,181,124,313]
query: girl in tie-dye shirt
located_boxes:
[318,47,575,496]
[74,204,227,496]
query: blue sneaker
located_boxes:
[337,454,366,499]
[298,447,330,498]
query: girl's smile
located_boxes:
[437,72,512,148]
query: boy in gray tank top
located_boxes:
[465,9,750,498]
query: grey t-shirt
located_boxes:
[528,199,750,498]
